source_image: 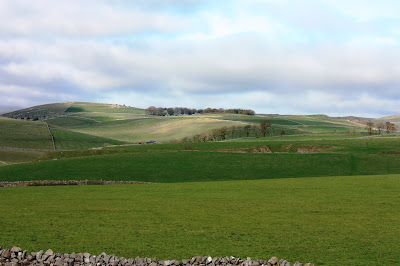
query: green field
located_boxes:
[1,102,400,265]
[0,175,399,265]
[50,128,125,150]
[2,136,400,183]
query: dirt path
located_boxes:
[0,161,8,165]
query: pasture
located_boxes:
[1,136,400,183]
[0,175,399,265]
[1,102,399,265]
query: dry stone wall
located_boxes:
[0,246,314,266]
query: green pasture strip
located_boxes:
[0,134,53,150]
[0,118,53,150]
[46,116,100,128]
[81,115,136,122]
[0,117,49,134]
[1,150,400,182]
[106,136,400,154]
[211,114,303,125]
[0,149,43,165]
[50,128,126,150]
[283,116,352,126]
[296,125,359,134]
[228,134,367,141]
[1,175,399,265]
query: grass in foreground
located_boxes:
[0,175,399,265]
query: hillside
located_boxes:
[1,102,400,265]
[0,101,384,165]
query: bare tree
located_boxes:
[251,125,259,137]
[377,122,385,134]
[244,125,251,137]
[366,120,374,135]
[385,122,396,134]
[260,120,271,137]
[230,126,236,139]
[218,127,227,140]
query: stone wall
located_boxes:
[0,246,313,266]
[0,180,152,188]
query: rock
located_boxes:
[3,249,12,259]
[268,257,278,265]
[161,259,171,266]
[212,257,220,264]
[54,258,63,266]
[76,253,83,262]
[293,262,303,266]
[83,252,90,258]
[46,255,55,263]
[35,251,43,261]
[44,249,54,256]
[41,254,50,262]
[119,257,128,265]
[170,259,180,265]
[10,246,21,253]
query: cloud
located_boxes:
[0,0,400,117]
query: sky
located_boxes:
[1,0,400,117]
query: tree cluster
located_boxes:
[366,120,397,135]
[180,120,286,143]
[146,106,255,116]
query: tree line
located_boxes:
[180,120,286,143]
[366,120,397,135]
[146,106,255,116]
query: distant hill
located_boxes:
[378,115,400,122]
[2,102,145,121]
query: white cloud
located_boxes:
[0,0,400,117]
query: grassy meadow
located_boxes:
[0,175,399,265]
[1,102,400,265]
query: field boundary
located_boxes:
[0,246,312,266]
[0,180,154,187]
[46,123,56,151]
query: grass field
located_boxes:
[0,149,43,165]
[50,128,125,150]
[72,117,247,143]
[2,136,400,182]
[0,117,53,150]
[0,175,399,265]
[1,102,399,265]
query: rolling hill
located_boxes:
[1,102,400,265]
